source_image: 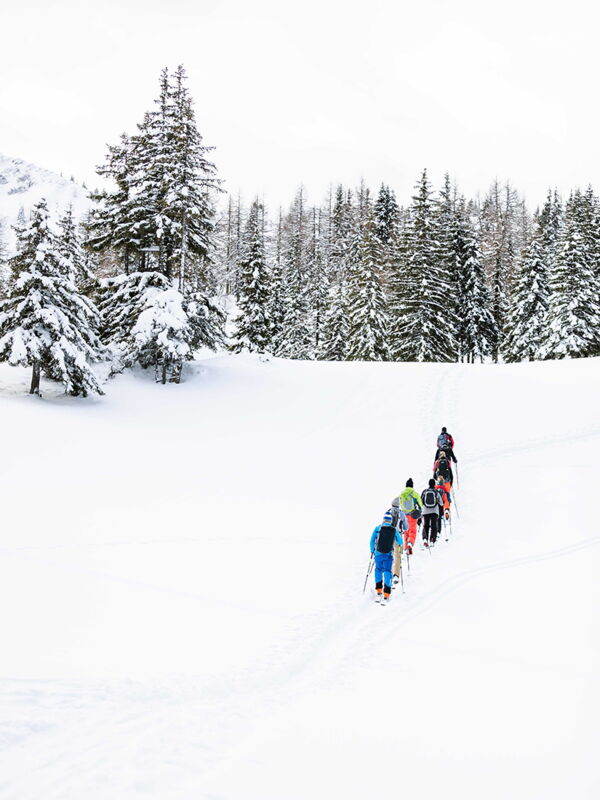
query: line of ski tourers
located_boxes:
[365,427,459,605]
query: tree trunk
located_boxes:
[29,361,41,395]
[161,363,167,385]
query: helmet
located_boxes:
[383,512,394,526]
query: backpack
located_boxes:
[437,432,451,449]
[423,488,438,509]
[400,493,414,513]
[437,459,450,479]
[376,525,396,554]
[388,507,399,529]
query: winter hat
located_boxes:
[382,512,394,526]
[406,478,414,488]
[391,497,400,508]
[428,478,436,488]
[441,426,447,433]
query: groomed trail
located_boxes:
[0,356,598,800]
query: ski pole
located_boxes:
[399,556,405,593]
[362,553,374,594]
[451,489,460,518]
[455,461,460,489]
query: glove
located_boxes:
[417,518,422,527]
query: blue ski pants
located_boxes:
[374,552,393,588]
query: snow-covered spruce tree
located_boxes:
[57,206,96,292]
[374,184,400,255]
[541,194,599,359]
[503,224,549,362]
[100,270,223,380]
[395,170,458,362]
[346,203,390,361]
[538,190,562,282]
[578,186,600,355]
[276,187,313,359]
[231,199,272,353]
[129,287,223,383]
[455,200,497,362]
[99,271,170,359]
[88,65,220,288]
[387,212,413,361]
[320,186,353,360]
[163,65,221,289]
[0,200,104,396]
[435,174,461,340]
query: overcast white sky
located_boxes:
[1,0,599,209]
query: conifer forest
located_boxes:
[1,65,599,395]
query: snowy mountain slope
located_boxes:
[0,153,91,250]
[0,356,598,800]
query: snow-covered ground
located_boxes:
[0,355,598,800]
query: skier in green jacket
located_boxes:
[395,479,422,555]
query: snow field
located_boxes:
[0,355,598,799]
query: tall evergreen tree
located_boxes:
[88,65,220,291]
[387,211,413,360]
[455,202,496,363]
[395,170,458,362]
[538,190,562,280]
[320,186,353,360]
[346,205,390,361]
[231,199,272,353]
[435,174,461,337]
[374,184,400,252]
[276,188,313,359]
[541,194,600,359]
[503,225,549,362]
[0,200,104,395]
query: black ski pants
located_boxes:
[423,513,438,544]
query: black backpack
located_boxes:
[376,525,396,554]
[423,488,438,509]
[437,459,450,479]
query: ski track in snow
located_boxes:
[0,356,598,800]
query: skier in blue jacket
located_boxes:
[370,512,404,603]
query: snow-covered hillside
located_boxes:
[0,153,91,250]
[0,356,598,799]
